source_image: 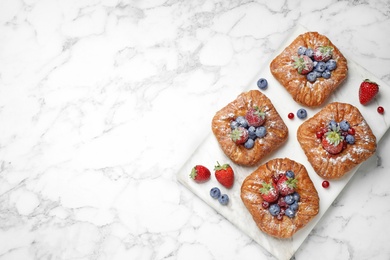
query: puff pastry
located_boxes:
[297,102,377,179]
[241,158,319,238]
[270,32,348,107]
[211,90,288,166]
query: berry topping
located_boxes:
[377,106,385,114]
[313,46,334,62]
[214,162,234,189]
[293,55,314,75]
[230,127,249,144]
[255,126,267,138]
[269,204,281,216]
[277,175,297,196]
[210,187,221,199]
[246,106,265,127]
[257,78,268,90]
[235,116,249,128]
[296,108,307,119]
[339,120,350,131]
[314,61,327,72]
[284,194,295,205]
[259,182,279,203]
[345,134,355,144]
[244,138,255,149]
[306,72,317,82]
[262,201,270,209]
[285,208,296,218]
[305,48,314,58]
[322,180,330,188]
[326,59,337,71]
[190,165,211,183]
[297,46,307,55]
[359,79,379,105]
[322,70,331,79]
[288,112,294,119]
[218,194,229,205]
[248,126,257,139]
[285,170,295,179]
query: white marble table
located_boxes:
[1,1,390,259]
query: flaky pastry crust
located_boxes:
[241,158,319,238]
[211,90,288,166]
[270,32,348,107]
[297,102,377,179]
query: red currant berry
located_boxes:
[262,201,270,209]
[377,106,384,114]
[288,112,294,119]
[347,128,355,135]
[276,213,284,221]
[316,131,323,139]
[322,180,330,188]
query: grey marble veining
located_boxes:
[1,0,390,259]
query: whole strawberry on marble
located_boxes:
[214,162,234,188]
[359,79,379,105]
[190,165,210,183]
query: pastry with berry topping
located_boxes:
[212,90,288,166]
[270,32,348,107]
[241,158,319,239]
[297,102,377,179]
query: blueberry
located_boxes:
[297,108,307,119]
[269,204,280,216]
[314,70,322,78]
[339,120,350,131]
[312,61,318,68]
[230,120,239,129]
[286,170,295,178]
[284,194,295,205]
[322,70,331,79]
[326,59,337,71]
[218,194,229,205]
[305,48,314,58]
[248,126,257,139]
[346,134,355,144]
[236,116,248,128]
[244,138,255,149]
[257,78,268,90]
[306,72,317,82]
[289,202,299,211]
[297,46,307,55]
[315,61,326,72]
[292,192,300,202]
[255,126,267,138]
[328,120,338,130]
[285,208,296,218]
[210,187,221,199]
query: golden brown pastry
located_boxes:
[270,32,348,107]
[297,102,377,179]
[241,158,319,239]
[211,90,288,166]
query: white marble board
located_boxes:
[176,25,390,260]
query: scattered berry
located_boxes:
[322,180,330,188]
[218,194,229,205]
[214,162,234,189]
[257,78,268,90]
[288,112,294,119]
[377,106,385,114]
[359,79,379,105]
[296,108,307,119]
[210,187,221,199]
[190,165,211,183]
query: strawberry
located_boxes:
[276,175,297,196]
[245,106,265,127]
[313,46,333,61]
[322,137,344,155]
[293,55,314,75]
[189,165,210,183]
[214,162,234,188]
[259,181,279,203]
[359,79,379,105]
[230,126,249,144]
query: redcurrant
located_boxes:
[322,180,330,188]
[288,113,294,119]
[377,106,384,114]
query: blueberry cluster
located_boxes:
[230,116,266,149]
[317,119,356,145]
[297,46,337,82]
[210,187,229,205]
